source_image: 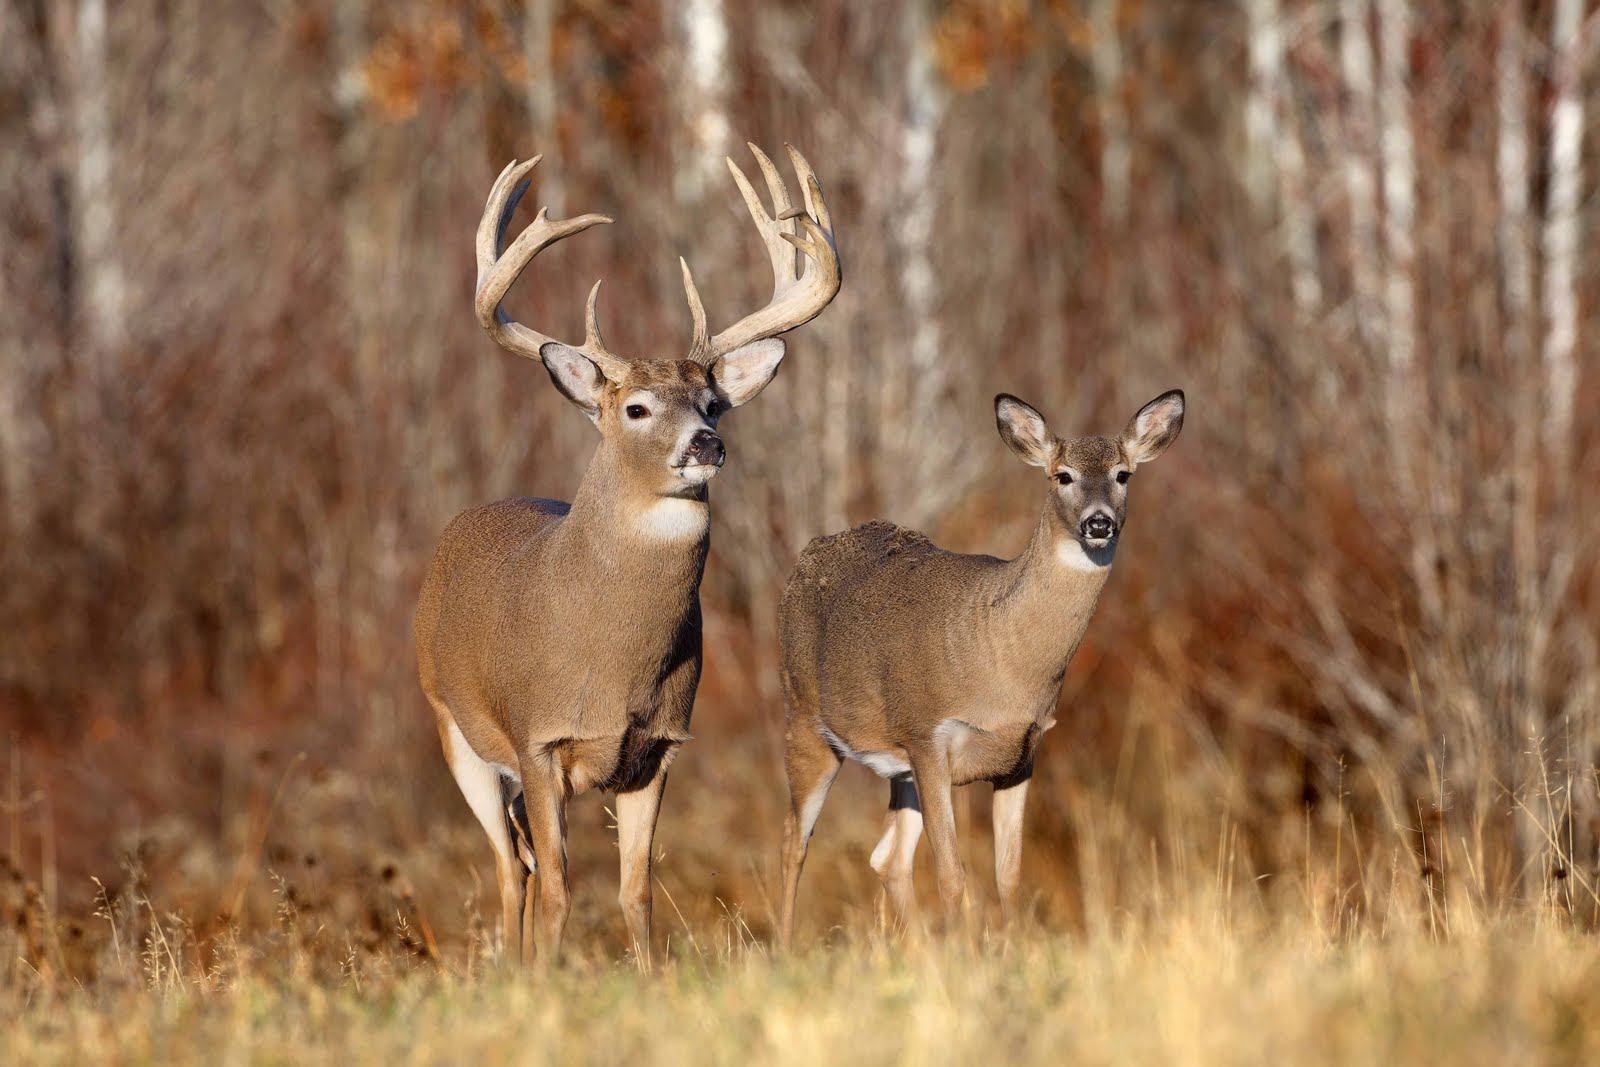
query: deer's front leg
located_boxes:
[907,746,965,924]
[518,753,570,965]
[615,757,671,967]
[992,777,1030,921]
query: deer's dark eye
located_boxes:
[626,404,649,420]
[705,398,723,417]
[1116,470,1131,485]
[1055,472,1074,486]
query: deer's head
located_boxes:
[995,390,1185,551]
[473,146,840,501]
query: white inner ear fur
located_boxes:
[539,342,606,422]
[1125,394,1184,464]
[996,397,1053,467]
[711,338,786,408]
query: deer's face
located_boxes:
[1050,436,1132,548]
[538,339,787,498]
[605,360,726,496]
[995,390,1185,550]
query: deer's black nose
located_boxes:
[686,430,725,467]
[1081,512,1117,541]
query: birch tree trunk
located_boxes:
[1541,0,1585,498]
[888,0,948,529]
[677,0,730,204]
[1375,0,1440,628]
[1340,0,1380,350]
[1535,0,1589,913]
[1247,0,1320,314]
[1494,2,1548,909]
[72,0,123,359]
[1090,0,1130,229]
[1496,8,1537,710]
[522,0,562,217]
[1245,0,1283,215]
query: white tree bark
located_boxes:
[1541,0,1585,491]
[677,0,730,203]
[869,2,977,529]
[1248,0,1321,313]
[1340,0,1380,348]
[1277,87,1321,315]
[899,8,939,370]
[1245,0,1283,213]
[1496,7,1537,684]
[73,0,124,356]
[1090,0,1130,228]
[1496,4,1549,899]
[1375,0,1439,626]
[522,0,563,216]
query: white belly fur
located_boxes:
[818,722,912,778]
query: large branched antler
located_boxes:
[476,148,840,374]
[681,144,842,365]
[473,156,627,378]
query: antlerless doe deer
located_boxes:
[776,389,1185,946]
[415,146,840,965]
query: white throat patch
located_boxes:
[636,496,710,540]
[1056,536,1115,572]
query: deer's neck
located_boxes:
[981,505,1115,688]
[558,442,711,586]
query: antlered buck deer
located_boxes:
[776,389,1184,945]
[415,146,840,964]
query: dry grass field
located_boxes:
[9,921,1600,1065]
[7,791,1600,1066]
[6,729,1600,1064]
[5,2,1600,1062]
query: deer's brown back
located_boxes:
[782,522,1044,747]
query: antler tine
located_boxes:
[473,156,627,376]
[581,281,635,381]
[786,145,833,241]
[725,152,796,298]
[747,143,796,222]
[475,157,540,297]
[680,258,712,363]
[707,144,842,359]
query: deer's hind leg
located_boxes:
[870,774,924,930]
[435,707,527,964]
[779,716,842,950]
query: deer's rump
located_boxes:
[781,521,978,731]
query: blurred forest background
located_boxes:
[2,0,1599,970]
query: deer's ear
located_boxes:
[709,339,786,408]
[1121,389,1185,466]
[540,343,606,423]
[995,393,1053,468]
